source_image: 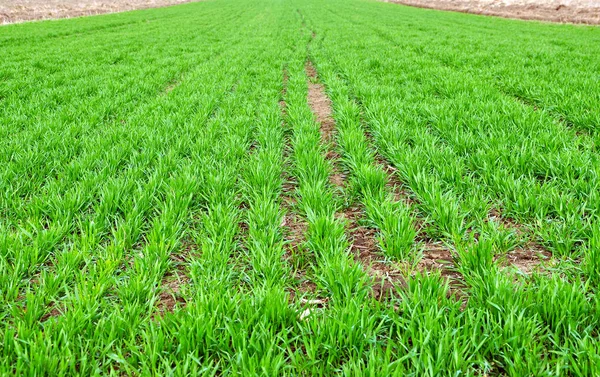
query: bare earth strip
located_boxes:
[383,0,600,24]
[0,0,197,24]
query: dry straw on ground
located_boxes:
[384,0,600,24]
[0,0,195,24]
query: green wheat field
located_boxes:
[1,0,600,375]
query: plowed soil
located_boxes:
[0,0,195,24]
[384,0,600,24]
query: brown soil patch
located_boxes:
[40,303,62,322]
[1,0,197,24]
[487,208,524,232]
[289,270,319,303]
[154,245,194,317]
[342,205,406,300]
[486,208,553,273]
[384,0,600,25]
[498,242,552,274]
[155,273,188,315]
[417,240,466,302]
[417,241,459,277]
[329,172,346,189]
[305,62,346,190]
[306,61,337,145]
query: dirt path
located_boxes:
[384,0,600,24]
[0,0,196,24]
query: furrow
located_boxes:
[280,68,315,301]
[305,58,396,300]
